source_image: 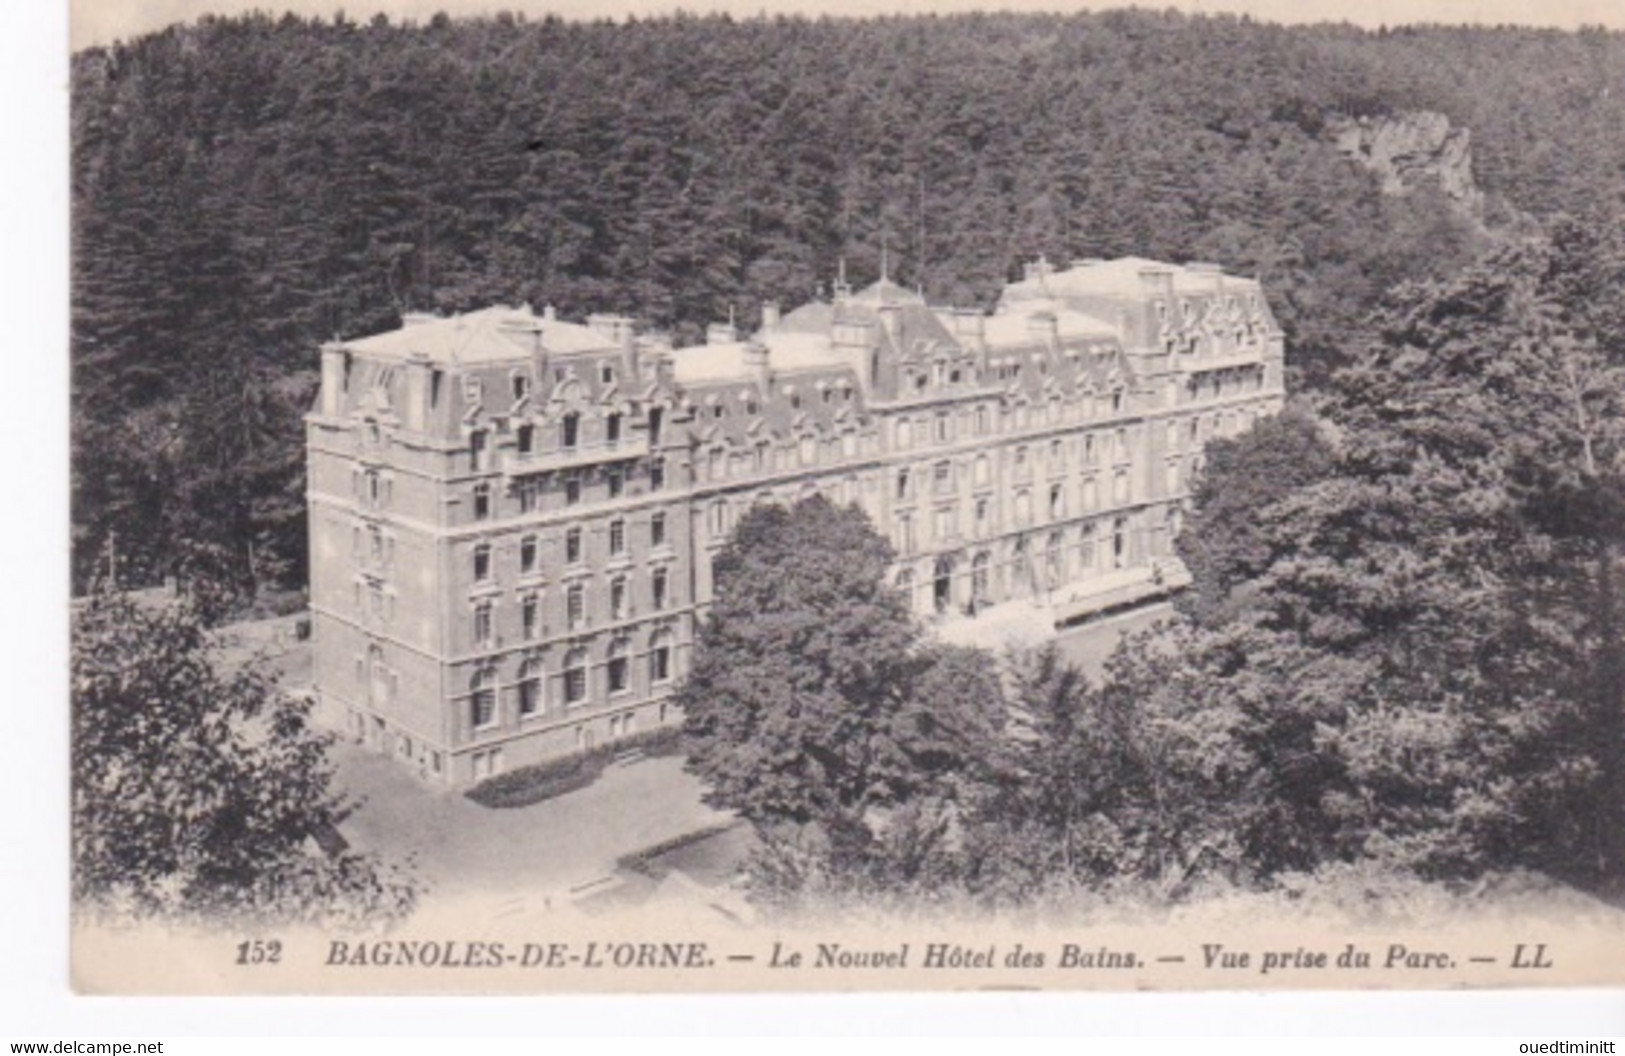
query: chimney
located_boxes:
[742,339,772,393]
[543,304,557,322]
[761,301,781,332]
[1137,265,1175,302]
[403,352,430,431]
[319,342,348,417]
[1027,309,1059,346]
[1022,254,1054,283]
[621,327,639,385]
[1186,262,1225,294]
[706,321,737,345]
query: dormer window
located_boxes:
[606,412,621,443]
[561,412,579,450]
[512,373,530,402]
[601,363,616,385]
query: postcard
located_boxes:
[62,0,1625,998]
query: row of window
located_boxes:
[469,407,664,471]
[891,469,1148,552]
[471,568,674,647]
[470,459,667,522]
[469,513,671,586]
[893,513,1164,604]
[889,390,1127,451]
[467,635,675,728]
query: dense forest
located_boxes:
[70,9,1625,603]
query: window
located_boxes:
[975,405,990,436]
[934,506,954,542]
[650,633,673,684]
[649,458,665,492]
[473,602,493,646]
[973,454,990,486]
[564,649,588,706]
[520,534,538,574]
[1082,476,1099,511]
[601,363,616,385]
[1049,438,1064,468]
[522,594,539,640]
[470,429,489,471]
[517,423,535,454]
[974,496,991,534]
[799,435,817,466]
[566,583,586,631]
[1046,531,1064,583]
[517,481,538,514]
[473,483,491,521]
[512,373,530,402]
[470,670,496,729]
[609,518,626,556]
[607,467,624,499]
[1083,434,1097,465]
[1015,490,1032,526]
[473,543,491,582]
[1113,468,1130,505]
[1165,459,1181,494]
[934,413,951,444]
[561,412,579,450]
[564,475,581,506]
[1079,522,1098,569]
[895,417,912,450]
[650,512,667,548]
[565,527,582,564]
[1014,446,1030,479]
[609,576,629,621]
[708,500,727,537]
[518,661,542,717]
[648,408,663,446]
[1115,429,1129,462]
[841,431,857,457]
[652,567,669,611]
[1049,484,1065,521]
[607,639,630,694]
[896,467,911,501]
[606,412,621,442]
[934,460,953,495]
[895,512,916,554]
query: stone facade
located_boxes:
[306,256,1286,786]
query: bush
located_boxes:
[464,724,686,809]
[617,822,739,879]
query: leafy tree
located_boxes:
[71,588,416,925]
[1175,404,1338,626]
[678,496,1007,900]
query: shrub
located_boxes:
[464,724,687,809]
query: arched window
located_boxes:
[607,639,631,695]
[470,669,497,729]
[518,659,543,717]
[563,648,588,707]
[649,630,674,685]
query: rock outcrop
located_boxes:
[1329,111,1484,214]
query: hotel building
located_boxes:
[305,256,1285,785]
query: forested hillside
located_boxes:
[70,10,1625,602]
